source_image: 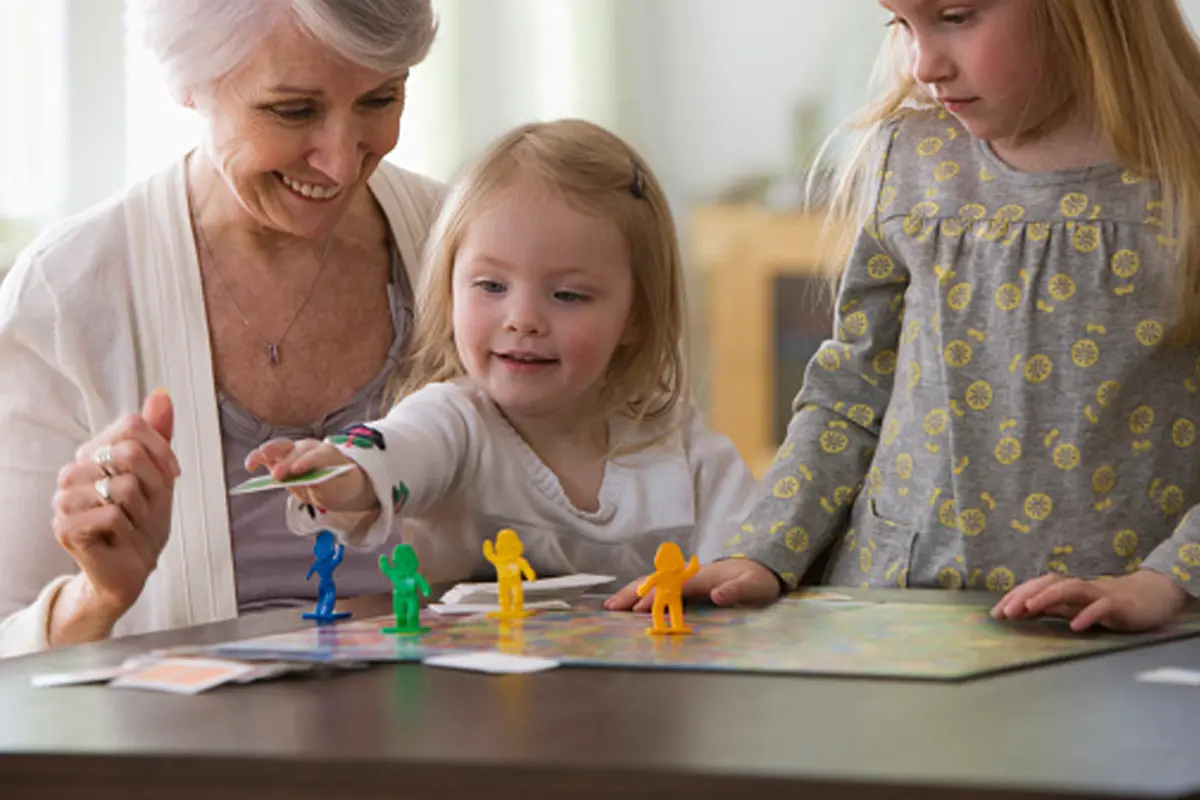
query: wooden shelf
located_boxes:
[690,204,836,477]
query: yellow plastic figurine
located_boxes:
[482,528,537,619]
[637,542,700,635]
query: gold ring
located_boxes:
[94,477,113,505]
[91,444,116,477]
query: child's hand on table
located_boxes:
[605,557,783,611]
[991,569,1189,632]
[244,438,378,513]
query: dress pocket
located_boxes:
[825,496,919,588]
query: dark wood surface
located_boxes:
[2,589,1199,800]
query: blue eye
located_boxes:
[553,290,590,303]
[475,279,506,294]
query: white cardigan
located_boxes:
[0,159,444,658]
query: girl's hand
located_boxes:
[991,569,1189,632]
[244,438,377,513]
[605,557,784,611]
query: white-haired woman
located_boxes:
[0,0,443,657]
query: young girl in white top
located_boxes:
[247,119,758,585]
[613,0,1200,630]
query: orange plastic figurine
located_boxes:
[482,528,536,619]
[637,542,700,635]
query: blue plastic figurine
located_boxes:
[302,531,352,623]
[379,543,430,635]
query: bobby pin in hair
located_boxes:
[630,161,648,199]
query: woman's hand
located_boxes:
[49,390,180,645]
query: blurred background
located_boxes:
[4,0,1200,474]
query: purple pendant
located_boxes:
[268,344,279,365]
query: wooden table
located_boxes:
[2,590,1199,800]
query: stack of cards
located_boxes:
[434,573,615,613]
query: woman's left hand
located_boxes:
[991,569,1189,632]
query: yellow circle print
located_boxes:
[1093,465,1117,494]
[934,161,960,181]
[1179,543,1200,567]
[966,380,993,411]
[843,311,870,338]
[1053,443,1081,471]
[1073,224,1101,253]
[867,254,895,280]
[868,467,884,494]
[939,499,959,528]
[995,283,1023,311]
[895,453,915,480]
[873,349,898,375]
[1048,274,1078,301]
[924,408,949,436]
[817,348,841,371]
[1161,485,1184,516]
[944,340,974,368]
[1027,222,1051,241]
[884,418,901,445]
[995,436,1022,465]
[1136,319,1164,347]
[1070,339,1099,368]
[1111,249,1140,279]
[1060,192,1090,217]
[820,430,850,454]
[1113,530,1139,559]
[957,508,987,537]
[907,360,923,391]
[1024,354,1053,383]
[958,203,987,221]
[1023,493,1053,521]
[877,186,898,213]
[847,404,876,427]
[994,204,1026,222]
[947,283,973,311]
[938,567,964,590]
[1096,380,1120,408]
[986,567,1016,593]
[773,476,800,499]
[1173,418,1196,448]
[834,486,856,506]
[785,527,809,553]
[1129,405,1155,434]
[859,545,873,573]
[917,137,944,157]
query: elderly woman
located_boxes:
[0,0,442,657]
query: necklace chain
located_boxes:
[188,186,333,366]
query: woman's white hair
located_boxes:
[128,0,436,102]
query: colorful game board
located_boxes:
[208,594,1200,681]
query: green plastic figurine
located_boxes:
[379,543,430,635]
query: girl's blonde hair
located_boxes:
[391,118,687,437]
[820,0,1200,340]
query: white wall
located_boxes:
[622,0,888,210]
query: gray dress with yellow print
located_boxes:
[730,108,1200,598]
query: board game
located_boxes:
[208,594,1200,682]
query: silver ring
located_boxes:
[91,444,116,477]
[94,477,113,505]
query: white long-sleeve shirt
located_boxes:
[288,379,759,585]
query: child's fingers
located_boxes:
[603,578,644,611]
[244,438,296,472]
[991,573,1064,619]
[633,587,655,613]
[270,441,342,479]
[1020,578,1101,619]
[1069,596,1119,632]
